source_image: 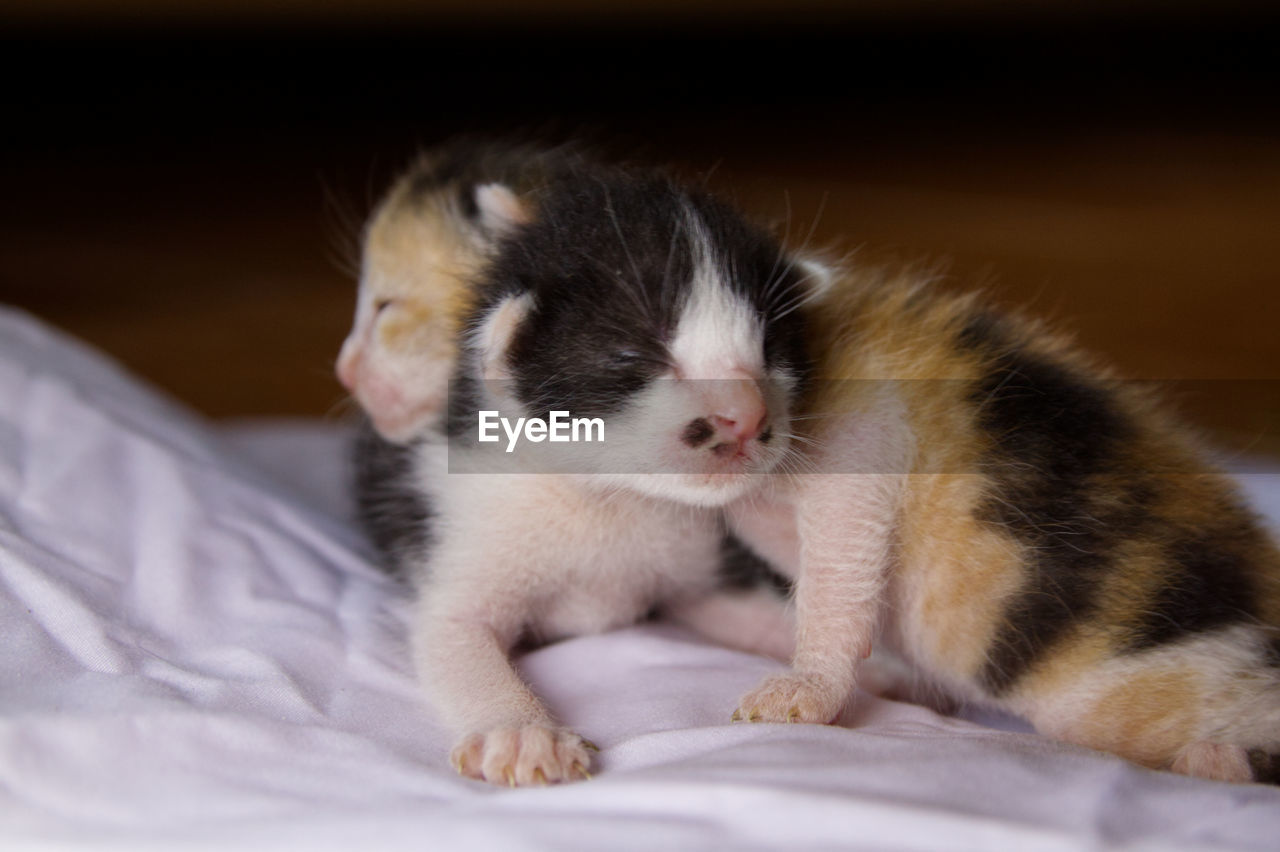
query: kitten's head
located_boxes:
[458,168,830,506]
[336,144,555,443]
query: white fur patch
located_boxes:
[667,221,764,382]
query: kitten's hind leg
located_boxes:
[1014,627,1280,785]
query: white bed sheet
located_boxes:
[2,306,1279,851]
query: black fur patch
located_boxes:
[352,419,434,578]
[1248,749,1280,785]
[959,317,1147,695]
[718,533,793,597]
[456,181,480,221]
[1124,519,1260,651]
[963,315,1273,685]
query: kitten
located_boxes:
[727,267,1280,784]
[336,140,570,443]
[344,149,814,784]
[341,141,574,572]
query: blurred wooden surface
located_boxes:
[1,15,1277,455]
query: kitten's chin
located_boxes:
[596,437,793,506]
[599,470,772,508]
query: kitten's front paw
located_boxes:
[450,726,595,786]
[732,671,847,724]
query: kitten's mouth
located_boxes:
[704,431,784,471]
[710,439,750,460]
[681,449,787,496]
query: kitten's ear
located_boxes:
[472,183,531,236]
[795,255,837,302]
[472,293,533,382]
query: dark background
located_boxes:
[2,2,1278,453]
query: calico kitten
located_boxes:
[344,149,816,785]
[728,267,1280,784]
[341,142,575,575]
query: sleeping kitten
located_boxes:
[344,149,815,784]
[728,267,1280,784]
[340,141,573,571]
[336,140,570,443]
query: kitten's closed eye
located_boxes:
[374,299,395,315]
[606,348,667,377]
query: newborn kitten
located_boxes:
[344,148,815,784]
[728,267,1280,784]
[340,141,574,571]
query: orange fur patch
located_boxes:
[898,477,1027,682]
[1067,668,1202,768]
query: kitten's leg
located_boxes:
[1014,626,1280,784]
[414,581,593,786]
[733,471,903,723]
[734,402,911,724]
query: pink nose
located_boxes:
[711,409,766,443]
[712,377,767,438]
[681,377,770,451]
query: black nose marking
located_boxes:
[681,417,714,448]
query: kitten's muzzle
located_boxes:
[680,378,770,459]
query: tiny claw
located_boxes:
[532,767,547,786]
[503,767,516,788]
[581,738,600,752]
[573,762,593,780]
[748,710,761,722]
[730,709,742,723]
[787,707,799,723]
